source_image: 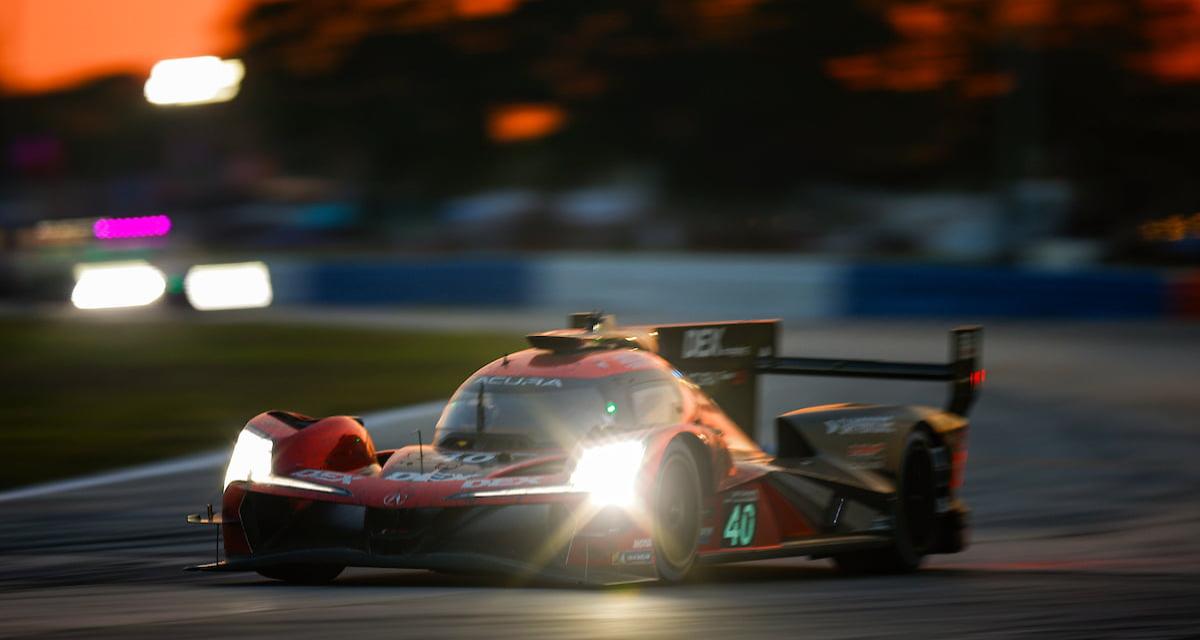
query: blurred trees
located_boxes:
[230,0,1200,232]
[9,0,1200,242]
[235,0,897,200]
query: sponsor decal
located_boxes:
[723,488,759,504]
[383,493,408,507]
[825,416,895,436]
[386,470,476,482]
[698,526,714,544]
[293,469,358,485]
[476,376,562,388]
[632,537,652,549]
[681,328,752,359]
[688,370,739,388]
[461,476,542,489]
[847,443,886,458]
[612,550,654,565]
[846,442,886,469]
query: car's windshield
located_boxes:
[435,378,624,450]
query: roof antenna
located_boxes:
[475,382,486,433]
[502,352,510,367]
[413,429,424,474]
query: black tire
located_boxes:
[256,563,345,584]
[652,439,704,582]
[835,431,938,574]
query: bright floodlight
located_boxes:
[184,261,273,311]
[144,56,245,106]
[71,261,167,310]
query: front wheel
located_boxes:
[256,563,345,584]
[835,431,938,574]
[652,439,704,582]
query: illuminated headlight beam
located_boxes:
[223,429,274,490]
[223,428,346,495]
[184,261,273,311]
[569,440,645,508]
[71,261,167,310]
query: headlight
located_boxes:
[223,429,273,489]
[570,440,645,508]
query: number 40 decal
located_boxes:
[722,503,757,547]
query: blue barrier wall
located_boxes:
[845,264,1170,318]
[302,258,532,306]
[264,255,1178,319]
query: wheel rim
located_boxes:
[902,446,936,552]
[656,455,699,568]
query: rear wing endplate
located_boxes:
[755,326,984,416]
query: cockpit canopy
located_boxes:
[434,368,685,451]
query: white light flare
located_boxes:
[570,440,645,508]
[144,56,245,106]
[224,429,274,490]
[184,261,273,311]
[71,261,167,310]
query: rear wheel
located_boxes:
[652,440,704,582]
[835,431,938,574]
[256,563,345,584]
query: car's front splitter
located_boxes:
[188,548,657,586]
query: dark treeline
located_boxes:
[5,0,1200,239]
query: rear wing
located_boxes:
[654,319,780,441]
[543,314,983,437]
[754,326,984,416]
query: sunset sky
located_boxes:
[5,0,1200,97]
[0,0,250,94]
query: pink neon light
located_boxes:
[93,215,172,240]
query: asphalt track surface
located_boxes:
[2,318,1199,638]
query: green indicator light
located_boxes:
[605,401,617,415]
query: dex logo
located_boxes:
[294,469,357,485]
[462,477,541,489]
[681,328,752,359]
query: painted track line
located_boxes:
[0,400,445,504]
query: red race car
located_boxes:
[188,313,982,585]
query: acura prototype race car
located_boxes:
[188,313,983,585]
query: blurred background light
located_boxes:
[70,261,167,310]
[455,0,518,19]
[184,261,273,311]
[93,215,172,240]
[143,56,244,106]
[32,218,93,246]
[487,103,565,142]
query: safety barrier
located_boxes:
[844,264,1170,318]
[264,255,1193,320]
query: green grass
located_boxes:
[0,318,524,489]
